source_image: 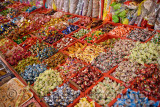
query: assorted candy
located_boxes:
[55,37,75,50]
[21,64,47,84]
[151,32,160,44]
[58,58,85,80]
[89,77,125,106]
[68,17,80,23]
[33,69,63,96]
[77,17,92,27]
[29,40,58,61]
[72,66,102,91]
[72,28,91,39]
[75,45,104,63]
[92,39,135,72]
[44,83,80,107]
[74,97,95,107]
[128,42,160,65]
[99,24,115,33]
[84,30,105,43]
[62,25,79,35]
[112,60,144,85]
[14,56,39,74]
[13,34,31,44]
[126,28,155,42]
[109,26,132,37]
[87,20,103,29]
[44,33,64,44]
[44,52,67,68]
[114,89,159,107]
[132,64,160,100]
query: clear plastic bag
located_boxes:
[64,0,69,12]
[69,0,79,14]
[92,0,99,17]
[82,0,89,16]
[87,0,93,17]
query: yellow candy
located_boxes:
[74,97,95,107]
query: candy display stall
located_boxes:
[0,0,160,107]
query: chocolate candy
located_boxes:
[72,66,102,91]
[112,60,144,86]
[44,83,80,107]
[62,25,79,35]
[58,58,85,80]
[33,69,63,96]
[89,77,125,106]
[44,52,67,68]
[72,28,91,39]
[114,89,159,107]
[132,64,160,100]
[14,56,39,74]
[56,37,75,50]
[21,64,47,84]
[74,97,95,107]
[126,28,155,42]
[87,20,103,29]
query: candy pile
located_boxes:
[33,69,63,96]
[96,38,119,51]
[74,97,95,107]
[72,28,90,39]
[84,30,105,43]
[114,89,159,107]
[64,42,87,57]
[44,33,64,44]
[56,37,75,50]
[72,66,102,91]
[100,24,115,33]
[44,52,67,68]
[151,32,160,44]
[29,40,58,61]
[87,20,103,29]
[112,60,144,85]
[75,45,104,63]
[89,77,125,106]
[126,28,155,42]
[44,83,80,107]
[20,37,37,49]
[68,17,80,23]
[77,17,92,27]
[92,39,135,72]
[132,64,160,100]
[109,26,132,37]
[21,64,47,84]
[13,34,31,44]
[4,47,30,66]
[62,25,79,35]
[128,42,160,65]
[58,58,85,80]
[14,56,39,74]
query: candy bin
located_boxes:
[83,30,105,44]
[43,52,67,68]
[62,25,79,35]
[54,37,75,50]
[68,17,80,23]
[44,83,81,107]
[88,77,125,106]
[75,45,104,63]
[132,64,160,100]
[73,97,96,107]
[113,89,159,107]
[151,32,160,44]
[71,66,103,92]
[99,23,115,33]
[12,34,31,45]
[63,42,87,58]
[126,28,155,42]
[19,37,37,50]
[87,20,103,29]
[111,60,145,86]
[109,26,132,37]
[76,17,93,27]
[57,58,85,80]
[71,28,91,39]
[20,63,47,84]
[29,40,58,61]
[33,69,63,97]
